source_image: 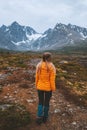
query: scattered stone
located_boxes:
[67,104,71,107]
[0,104,12,111]
[26,99,34,103]
[73,73,77,75]
[13,90,18,94]
[60,77,65,81]
[68,108,73,113]
[7,93,10,96]
[54,109,61,113]
[59,60,68,64]
[66,80,73,86]
[4,96,8,99]
[62,70,68,73]
[72,121,77,125]
[0,73,8,80]
[85,126,87,129]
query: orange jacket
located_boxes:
[35,61,56,91]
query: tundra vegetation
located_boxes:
[0,50,87,130]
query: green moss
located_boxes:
[0,103,31,130]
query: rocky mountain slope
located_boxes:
[0,21,41,51]
[32,23,87,50]
[0,22,87,51]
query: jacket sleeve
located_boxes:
[50,64,56,91]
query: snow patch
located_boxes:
[80,32,87,39]
[11,33,42,46]
[12,40,26,46]
[68,33,72,36]
[26,33,42,41]
[5,28,9,32]
[70,39,74,44]
[70,25,76,29]
[40,34,47,38]
[23,26,26,31]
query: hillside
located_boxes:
[0,52,87,130]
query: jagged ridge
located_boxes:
[0,22,87,51]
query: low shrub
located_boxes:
[0,103,30,130]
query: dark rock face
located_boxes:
[0,22,87,51]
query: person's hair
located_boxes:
[42,52,52,62]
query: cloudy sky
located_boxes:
[0,0,87,32]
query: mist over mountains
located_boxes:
[0,21,87,51]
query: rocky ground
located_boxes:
[0,53,87,130]
[0,82,87,130]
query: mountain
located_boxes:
[0,22,87,51]
[0,21,42,51]
[32,23,87,50]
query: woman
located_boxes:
[35,52,56,124]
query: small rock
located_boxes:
[4,96,8,99]
[85,126,87,129]
[7,93,10,96]
[14,91,18,94]
[60,77,65,81]
[62,113,66,116]
[9,95,13,98]
[72,121,77,125]
[79,98,82,101]
[74,73,77,75]
[59,60,68,64]
[68,108,73,113]
[54,109,61,113]
[67,104,71,107]
[26,99,34,103]
[66,81,73,86]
